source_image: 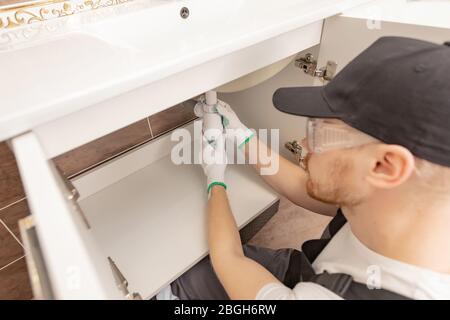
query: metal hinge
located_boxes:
[295,53,337,81]
[285,140,303,161]
[55,165,91,229]
[285,140,308,170]
[108,257,142,300]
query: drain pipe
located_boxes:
[202,90,223,145]
[205,90,217,107]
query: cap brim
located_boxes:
[272,86,337,118]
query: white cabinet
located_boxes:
[12,133,122,299]
[8,0,450,299]
[13,124,280,299]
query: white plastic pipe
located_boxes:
[205,90,217,106]
[202,91,223,144]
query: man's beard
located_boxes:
[305,156,363,207]
[306,177,340,205]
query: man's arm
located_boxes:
[207,185,282,299]
[243,137,336,217]
[212,100,335,216]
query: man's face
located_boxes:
[302,120,371,207]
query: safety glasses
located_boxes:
[306,118,377,154]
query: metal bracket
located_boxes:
[108,257,142,300]
[19,216,55,300]
[285,140,303,160]
[55,165,91,229]
[295,53,337,81]
[285,140,308,170]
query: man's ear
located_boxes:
[365,144,415,189]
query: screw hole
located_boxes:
[180,7,189,19]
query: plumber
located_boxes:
[159,37,450,300]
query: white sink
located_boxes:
[86,0,325,52]
[84,0,373,62]
[0,0,372,150]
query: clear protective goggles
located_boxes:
[306,118,377,154]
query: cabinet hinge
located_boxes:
[295,53,337,81]
[285,140,303,160]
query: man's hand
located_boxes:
[195,98,254,148]
[201,128,227,194]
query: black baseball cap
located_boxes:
[273,37,450,167]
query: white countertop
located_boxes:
[0,0,371,142]
[342,0,450,29]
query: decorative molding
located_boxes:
[0,0,132,30]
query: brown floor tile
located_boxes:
[0,257,33,300]
[0,221,23,268]
[149,101,197,138]
[249,197,332,250]
[0,199,30,243]
[53,119,151,177]
[0,142,25,210]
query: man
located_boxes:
[159,36,450,300]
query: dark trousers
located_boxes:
[170,245,296,300]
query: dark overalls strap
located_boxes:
[283,209,411,300]
[301,209,348,262]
